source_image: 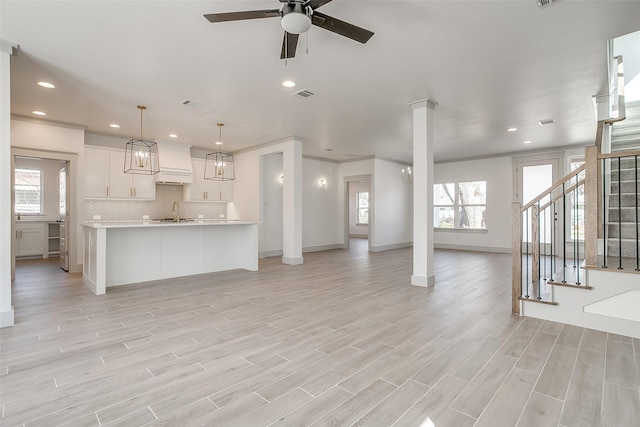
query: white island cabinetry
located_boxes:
[185,158,233,202]
[82,221,258,295]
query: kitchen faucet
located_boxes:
[172,201,180,223]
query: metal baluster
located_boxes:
[575,173,581,285]
[603,158,608,268]
[562,182,567,283]
[634,156,640,271]
[525,209,529,298]
[538,201,542,300]
[618,156,623,270]
[551,200,556,280]
[543,200,547,282]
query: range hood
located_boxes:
[155,141,193,184]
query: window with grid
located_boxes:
[434,181,486,229]
[356,191,369,225]
[15,168,43,214]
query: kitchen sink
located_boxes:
[153,218,195,223]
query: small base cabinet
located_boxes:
[15,222,45,258]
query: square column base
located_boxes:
[0,307,15,328]
[282,256,304,265]
[411,274,435,287]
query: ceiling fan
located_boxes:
[204,0,374,59]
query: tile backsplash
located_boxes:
[84,185,227,221]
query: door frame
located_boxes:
[343,174,372,251]
[11,148,78,278]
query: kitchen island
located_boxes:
[82,220,258,295]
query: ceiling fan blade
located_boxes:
[204,9,280,23]
[308,0,333,9]
[280,32,299,59]
[312,11,374,44]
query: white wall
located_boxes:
[434,156,513,252]
[262,153,283,254]
[258,153,340,255]
[301,157,339,251]
[372,159,413,250]
[348,181,369,237]
[1,42,14,327]
[14,157,64,221]
[11,119,85,272]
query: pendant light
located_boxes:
[205,123,235,181]
[124,105,160,175]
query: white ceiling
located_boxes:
[2,1,639,163]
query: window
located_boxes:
[434,181,486,229]
[15,168,43,214]
[356,191,369,225]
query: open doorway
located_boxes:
[344,176,371,250]
[13,155,70,274]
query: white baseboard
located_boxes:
[434,243,511,254]
[370,242,413,252]
[260,244,343,259]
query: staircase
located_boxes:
[513,99,640,339]
[606,100,640,264]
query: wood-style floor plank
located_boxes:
[1,245,638,427]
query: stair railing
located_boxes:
[512,164,586,311]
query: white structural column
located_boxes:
[282,138,303,265]
[0,40,16,327]
[411,99,437,287]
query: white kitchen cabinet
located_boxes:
[84,147,156,200]
[15,222,45,258]
[184,158,233,202]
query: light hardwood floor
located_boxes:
[1,240,639,426]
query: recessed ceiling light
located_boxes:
[215,141,223,146]
[109,124,120,128]
[32,111,46,116]
[523,140,532,144]
[507,127,518,132]
[282,80,296,88]
[37,81,55,89]
[169,134,178,138]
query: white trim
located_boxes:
[434,243,511,253]
[370,242,412,252]
[435,227,488,234]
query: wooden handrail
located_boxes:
[521,164,585,212]
[597,149,640,160]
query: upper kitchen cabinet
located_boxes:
[184,158,233,202]
[84,146,155,199]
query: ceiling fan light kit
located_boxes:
[204,0,374,60]
[281,1,311,34]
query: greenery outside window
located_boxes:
[356,191,369,225]
[434,181,486,229]
[15,168,43,214]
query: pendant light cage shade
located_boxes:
[124,105,160,175]
[204,152,235,181]
[124,139,160,175]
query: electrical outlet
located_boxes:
[142,215,149,220]
[93,215,101,220]
[198,214,204,219]
[219,214,225,218]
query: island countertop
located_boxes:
[82,219,257,229]
[82,220,259,295]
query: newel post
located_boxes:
[512,202,522,314]
[584,146,599,267]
